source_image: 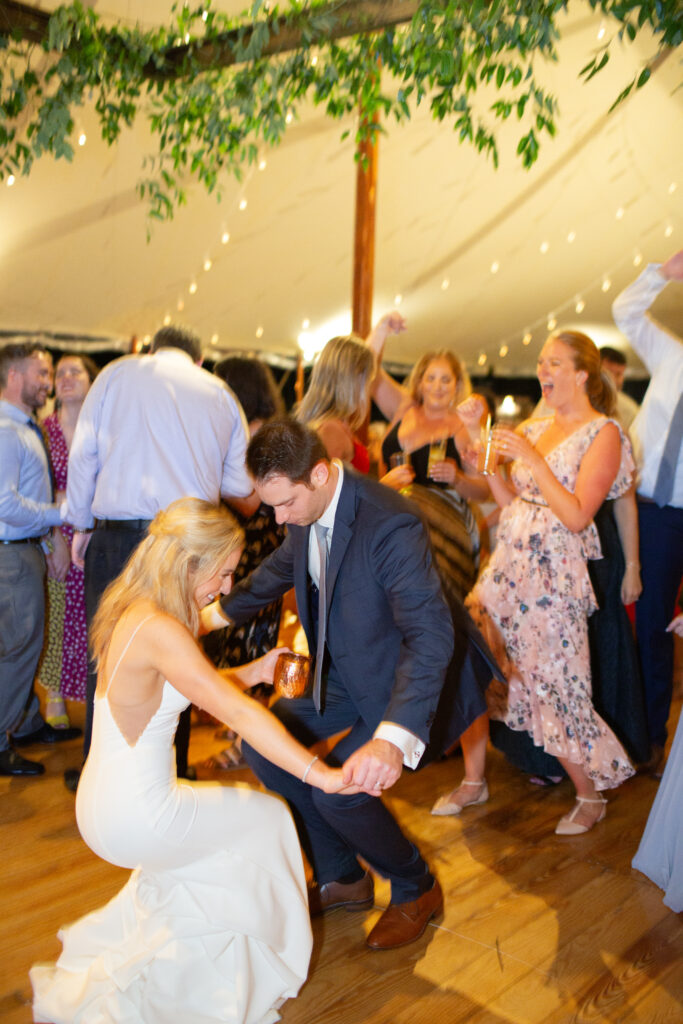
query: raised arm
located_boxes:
[366,312,413,423]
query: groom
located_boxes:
[202,417,454,949]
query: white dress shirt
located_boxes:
[67,348,252,529]
[612,264,683,508]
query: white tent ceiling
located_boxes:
[1,1,682,376]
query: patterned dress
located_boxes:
[39,414,88,701]
[466,417,635,790]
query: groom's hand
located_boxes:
[341,739,403,796]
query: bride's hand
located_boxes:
[242,647,291,688]
[308,761,362,795]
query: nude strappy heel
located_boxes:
[555,795,607,835]
[431,779,489,816]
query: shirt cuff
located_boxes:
[200,600,232,633]
[373,722,425,769]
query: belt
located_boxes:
[1,536,43,545]
[94,518,152,532]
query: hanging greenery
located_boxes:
[1,0,680,220]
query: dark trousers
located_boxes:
[636,501,683,747]
[82,526,191,771]
[0,544,46,750]
[242,672,432,904]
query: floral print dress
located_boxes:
[39,414,88,701]
[466,417,635,790]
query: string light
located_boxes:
[601,277,611,292]
[597,21,606,40]
[203,258,212,272]
[78,132,87,147]
[615,207,624,220]
[239,198,247,211]
[575,297,585,314]
[221,230,230,244]
[202,9,208,21]
[664,224,673,237]
[633,251,642,266]
[394,293,403,305]
[477,353,487,366]
[302,318,310,329]
[522,332,532,346]
[211,333,219,345]
[540,241,549,254]
[668,182,677,194]
[499,344,508,357]
[258,158,267,171]
[6,174,15,187]
[255,326,264,338]
[490,260,500,274]
[567,230,576,243]
[189,281,198,295]
[285,111,293,124]
[311,55,318,67]
[547,314,557,330]
[177,298,185,312]
[163,313,171,325]
[441,278,450,290]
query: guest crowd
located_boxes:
[1,251,681,1023]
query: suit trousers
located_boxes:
[636,501,683,747]
[242,671,432,904]
[0,544,47,751]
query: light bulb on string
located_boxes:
[522,332,532,346]
[211,334,219,345]
[490,260,500,274]
[189,280,198,295]
[78,131,87,147]
[668,182,677,195]
[615,207,624,220]
[575,297,585,314]
[239,198,247,211]
[258,157,267,171]
[203,258,212,272]
[441,278,450,290]
[255,326,264,339]
[567,230,576,244]
[547,314,557,331]
[221,230,230,245]
[477,353,487,367]
[302,318,310,330]
[601,277,611,293]
[499,344,508,357]
[540,241,549,254]
[6,174,15,187]
[665,224,673,238]
[394,293,403,306]
[597,20,606,40]
[177,298,185,312]
[163,313,171,326]
[311,55,318,67]
[285,111,293,124]
[633,251,642,267]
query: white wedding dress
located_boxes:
[31,618,312,1024]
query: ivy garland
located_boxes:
[0,0,680,221]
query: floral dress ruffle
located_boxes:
[466,416,635,790]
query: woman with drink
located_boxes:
[432,331,635,834]
[31,498,360,1024]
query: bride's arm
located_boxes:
[149,618,363,795]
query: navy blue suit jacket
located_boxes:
[220,468,455,743]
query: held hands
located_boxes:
[46,529,71,581]
[341,738,403,797]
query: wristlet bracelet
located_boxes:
[301,755,319,784]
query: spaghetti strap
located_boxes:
[103,614,159,697]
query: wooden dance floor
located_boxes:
[2,658,682,1022]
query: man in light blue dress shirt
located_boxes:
[64,325,255,784]
[0,341,80,777]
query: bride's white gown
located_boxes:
[31,623,312,1024]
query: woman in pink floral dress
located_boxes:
[432,331,635,835]
[39,354,98,725]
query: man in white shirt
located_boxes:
[65,325,254,783]
[612,250,683,774]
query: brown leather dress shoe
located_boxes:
[366,879,443,950]
[308,871,374,916]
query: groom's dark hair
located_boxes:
[247,416,328,487]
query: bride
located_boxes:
[31,497,359,1024]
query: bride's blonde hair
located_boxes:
[90,498,244,665]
